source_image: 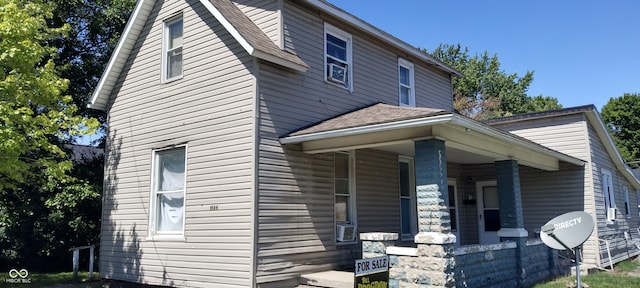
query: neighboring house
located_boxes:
[65,144,103,165]
[88,0,639,287]
[486,106,640,268]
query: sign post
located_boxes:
[354,256,389,288]
[540,211,595,288]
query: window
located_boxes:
[335,152,355,242]
[325,23,352,90]
[399,156,416,240]
[398,58,415,107]
[602,169,616,222]
[163,15,183,82]
[150,146,186,237]
[448,180,458,232]
[624,186,631,218]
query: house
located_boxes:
[485,106,640,268]
[88,0,639,287]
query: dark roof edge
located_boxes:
[483,105,597,125]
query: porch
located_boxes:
[295,235,557,288]
[278,104,584,287]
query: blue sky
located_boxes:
[326,0,639,111]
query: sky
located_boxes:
[326,0,640,111]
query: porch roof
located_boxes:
[280,103,585,171]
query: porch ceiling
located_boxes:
[279,104,584,171]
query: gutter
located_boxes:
[279,113,454,144]
[279,113,584,167]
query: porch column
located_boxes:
[495,159,528,287]
[413,139,455,287]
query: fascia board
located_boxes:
[279,114,455,144]
[88,0,153,111]
[585,109,640,189]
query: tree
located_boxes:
[601,93,640,168]
[428,44,562,119]
[0,0,99,189]
[0,0,135,270]
[48,0,136,130]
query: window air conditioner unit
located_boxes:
[336,224,356,242]
[607,207,617,221]
[328,63,347,84]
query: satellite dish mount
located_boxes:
[540,211,595,288]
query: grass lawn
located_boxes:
[0,272,102,288]
[534,257,640,288]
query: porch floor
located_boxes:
[297,270,353,288]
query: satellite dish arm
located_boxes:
[542,224,575,255]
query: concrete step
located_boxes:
[298,271,354,288]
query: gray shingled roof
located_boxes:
[288,103,446,136]
[209,0,308,70]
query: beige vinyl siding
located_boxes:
[491,113,640,266]
[489,114,603,264]
[253,2,455,284]
[356,149,401,233]
[519,163,585,233]
[587,121,640,266]
[233,0,282,47]
[256,142,341,284]
[489,114,590,161]
[282,1,454,111]
[100,0,256,287]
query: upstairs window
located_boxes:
[398,58,415,106]
[163,15,183,82]
[324,23,352,90]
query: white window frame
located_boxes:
[148,145,187,240]
[447,179,459,234]
[602,169,616,223]
[399,156,416,241]
[334,151,357,244]
[398,58,415,107]
[162,14,184,83]
[324,23,353,91]
[623,186,631,218]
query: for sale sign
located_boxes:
[354,256,389,288]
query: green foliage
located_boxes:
[0,0,134,271]
[428,44,562,119]
[0,0,99,190]
[601,93,640,168]
[48,0,136,128]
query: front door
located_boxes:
[477,180,500,244]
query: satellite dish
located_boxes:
[540,211,595,250]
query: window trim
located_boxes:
[324,23,353,91]
[447,178,459,234]
[623,186,631,218]
[162,14,184,83]
[334,151,357,244]
[602,169,616,223]
[398,58,415,107]
[399,156,416,241]
[148,145,187,240]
